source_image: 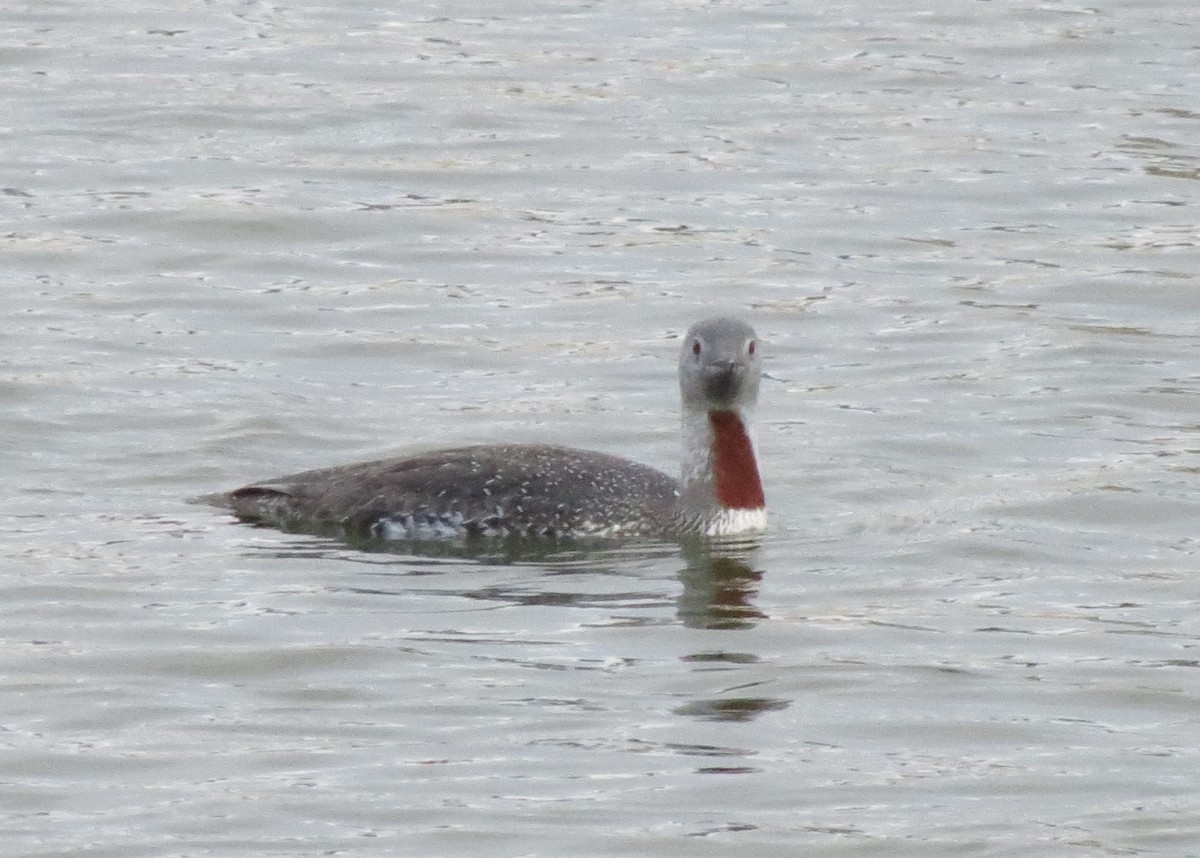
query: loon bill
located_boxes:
[208,317,766,542]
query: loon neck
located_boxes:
[680,406,765,531]
[707,410,765,510]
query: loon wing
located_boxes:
[215,444,679,540]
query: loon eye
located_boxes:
[692,339,702,356]
[747,340,756,356]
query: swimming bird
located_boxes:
[209,317,766,543]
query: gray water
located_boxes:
[4,1,1200,855]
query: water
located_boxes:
[3,1,1199,855]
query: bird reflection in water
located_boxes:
[673,541,786,727]
[235,530,769,632]
[676,539,766,630]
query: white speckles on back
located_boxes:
[368,501,651,541]
[372,511,470,541]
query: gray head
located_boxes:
[678,317,761,412]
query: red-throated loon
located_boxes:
[209,317,766,542]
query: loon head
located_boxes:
[676,316,767,536]
[678,316,761,413]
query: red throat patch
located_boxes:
[708,411,765,510]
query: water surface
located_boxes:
[3,1,1199,855]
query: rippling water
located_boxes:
[4,1,1199,855]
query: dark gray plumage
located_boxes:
[207,317,765,543]
[220,443,679,540]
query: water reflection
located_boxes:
[228,517,637,565]
[673,696,790,723]
[236,527,770,632]
[676,540,766,630]
[672,543,784,726]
